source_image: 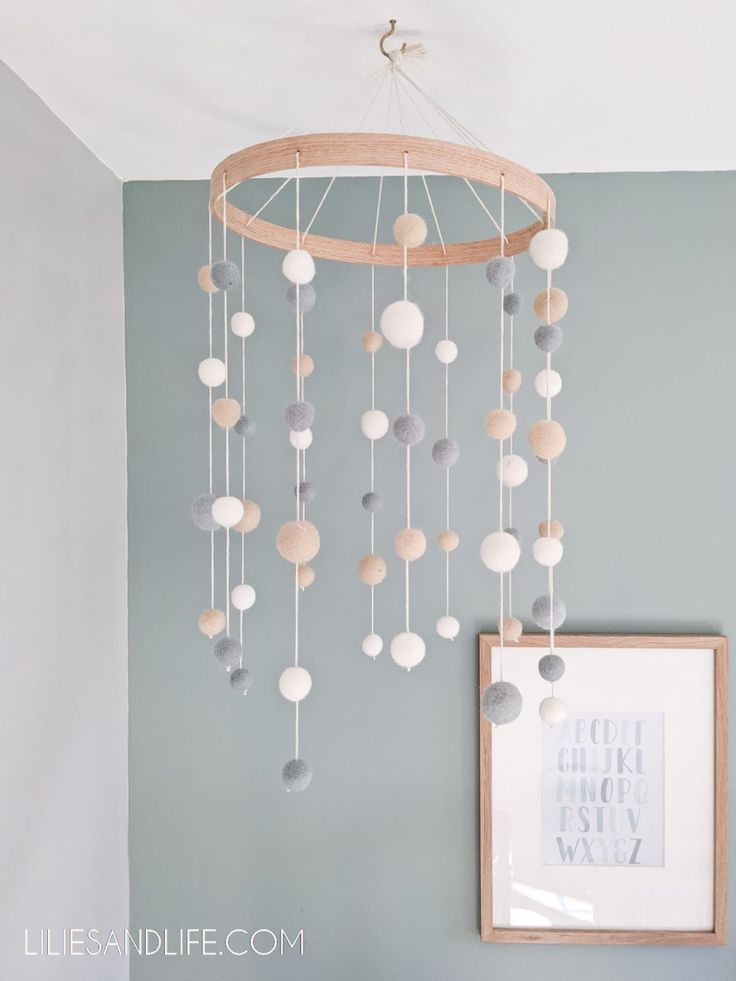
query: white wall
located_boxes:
[0,61,128,981]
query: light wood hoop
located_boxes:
[210,133,555,267]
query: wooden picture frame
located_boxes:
[479,634,728,945]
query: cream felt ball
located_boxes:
[529,228,569,271]
[393,212,428,248]
[229,667,252,693]
[486,409,516,440]
[395,528,427,561]
[393,413,425,446]
[532,594,566,630]
[276,520,320,563]
[282,249,315,285]
[198,265,217,293]
[390,631,426,670]
[291,353,314,377]
[533,536,564,567]
[533,287,568,323]
[528,420,567,460]
[279,666,312,702]
[539,653,566,682]
[212,496,245,528]
[289,428,313,450]
[480,531,521,573]
[498,615,523,643]
[287,283,316,313]
[502,369,522,394]
[380,300,424,349]
[198,357,226,387]
[481,681,522,725]
[435,339,458,364]
[535,368,562,399]
[362,491,383,512]
[297,564,316,589]
[282,758,312,792]
[212,397,241,429]
[432,438,459,467]
[539,518,564,539]
[362,330,383,353]
[361,409,389,440]
[234,414,256,439]
[503,292,523,316]
[485,256,515,288]
[438,529,459,551]
[198,608,225,637]
[294,481,316,504]
[231,583,256,611]
[234,499,261,534]
[211,260,240,290]
[191,493,219,531]
[231,310,255,337]
[436,615,460,640]
[359,553,386,585]
[362,633,383,658]
[534,323,563,353]
[540,695,568,726]
[214,635,242,669]
[285,400,315,432]
[496,454,528,488]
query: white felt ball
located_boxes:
[289,428,313,450]
[480,531,521,573]
[231,583,256,611]
[535,368,562,399]
[362,633,383,658]
[198,357,226,387]
[436,615,460,640]
[435,339,458,364]
[282,249,315,285]
[211,496,244,528]
[529,228,569,271]
[278,665,312,702]
[533,537,564,567]
[390,631,426,670]
[393,213,428,248]
[540,695,568,727]
[361,409,389,440]
[380,300,424,349]
[231,311,255,337]
[496,454,528,488]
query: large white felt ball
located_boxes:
[214,635,242,669]
[540,695,568,726]
[393,212,428,248]
[231,311,255,337]
[289,428,313,450]
[532,594,567,630]
[229,667,252,694]
[529,228,569,271]
[362,633,383,658]
[435,339,458,364]
[481,681,522,725]
[231,583,256,611]
[539,653,566,682]
[198,357,226,387]
[282,758,312,792]
[485,256,515,288]
[211,260,240,290]
[279,665,312,702]
[276,520,320,563]
[480,531,521,573]
[535,369,562,399]
[390,631,426,670]
[496,454,528,488]
[380,300,424,349]
[533,537,564,567]
[436,615,460,640]
[191,493,219,531]
[282,249,315,285]
[212,496,245,528]
[361,409,389,440]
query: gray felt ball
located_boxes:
[214,635,242,669]
[211,260,240,291]
[229,667,253,693]
[285,400,315,432]
[534,322,563,353]
[432,437,460,467]
[481,681,523,725]
[191,493,219,531]
[503,292,524,316]
[234,415,256,439]
[287,283,316,313]
[538,653,566,682]
[504,526,519,541]
[532,594,567,630]
[282,758,313,792]
[294,481,316,503]
[362,491,383,512]
[393,413,425,446]
[485,256,516,289]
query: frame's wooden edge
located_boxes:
[482,928,724,946]
[713,636,729,943]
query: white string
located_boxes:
[244,177,292,227]
[463,179,508,243]
[507,278,515,620]
[497,176,506,670]
[239,236,246,655]
[303,176,337,240]
[369,176,383,639]
[444,266,451,618]
[293,151,302,758]
[403,152,411,633]
[207,209,215,610]
[221,174,232,638]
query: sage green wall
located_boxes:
[124,173,735,980]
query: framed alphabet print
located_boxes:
[479,634,728,945]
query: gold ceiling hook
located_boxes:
[379,19,406,61]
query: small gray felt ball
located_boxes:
[534,322,563,353]
[536,455,559,466]
[285,400,315,432]
[362,491,383,512]
[234,414,256,439]
[503,292,523,316]
[294,480,316,503]
[538,653,565,682]
[282,758,313,792]
[211,260,240,291]
[229,667,253,693]
[504,526,519,542]
[485,256,516,289]
[214,635,242,669]
[481,681,523,725]
[531,594,567,630]
[287,283,316,313]
[191,493,219,532]
[393,413,425,446]
[432,437,460,468]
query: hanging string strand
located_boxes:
[222,174,232,638]
[239,236,246,654]
[208,210,215,610]
[403,152,411,634]
[293,151,302,759]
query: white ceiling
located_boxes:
[2,0,735,180]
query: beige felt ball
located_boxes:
[212,397,241,429]
[502,369,522,394]
[359,553,386,586]
[486,409,517,440]
[533,287,568,323]
[276,520,321,564]
[362,331,383,353]
[393,213,428,248]
[539,518,565,539]
[498,616,523,643]
[437,529,460,552]
[297,564,316,589]
[395,528,427,561]
[198,608,225,637]
[198,265,217,293]
[233,499,261,534]
[528,420,567,460]
[291,353,315,378]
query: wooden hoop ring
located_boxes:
[210,133,555,267]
